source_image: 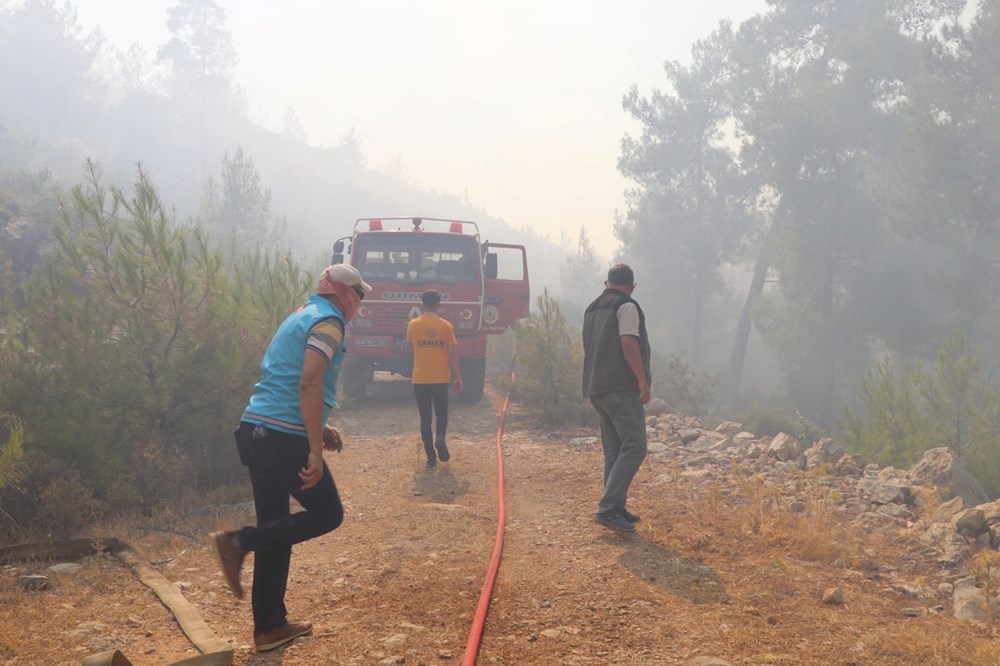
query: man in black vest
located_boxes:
[581,263,652,532]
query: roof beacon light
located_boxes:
[369,219,383,231]
[449,222,463,233]
[412,217,423,230]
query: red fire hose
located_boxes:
[461,369,514,665]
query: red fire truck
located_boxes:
[331,217,530,402]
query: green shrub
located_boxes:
[513,289,589,424]
[736,404,825,445]
[843,328,1000,496]
[37,470,105,539]
[0,415,23,491]
[652,352,720,418]
[0,163,309,531]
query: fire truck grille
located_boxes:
[368,304,477,332]
[375,305,418,330]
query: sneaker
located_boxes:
[254,621,313,651]
[209,531,246,599]
[622,509,641,524]
[435,439,450,462]
[594,512,635,533]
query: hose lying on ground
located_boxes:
[461,367,515,666]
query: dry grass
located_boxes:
[4,386,1000,664]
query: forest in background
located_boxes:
[536,0,1000,498]
[6,0,1000,537]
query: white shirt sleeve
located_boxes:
[616,302,640,337]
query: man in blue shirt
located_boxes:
[210,264,371,652]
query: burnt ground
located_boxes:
[2,379,999,665]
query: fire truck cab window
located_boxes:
[357,236,478,284]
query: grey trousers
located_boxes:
[590,390,647,515]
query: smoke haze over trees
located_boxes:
[619,1,1000,426]
[0,0,564,277]
[6,0,1000,534]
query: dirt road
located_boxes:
[3,380,995,665]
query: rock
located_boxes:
[646,397,673,415]
[688,658,734,666]
[919,523,971,568]
[707,437,736,452]
[804,437,845,468]
[952,576,998,622]
[569,437,599,447]
[382,634,407,648]
[399,622,426,631]
[438,650,453,659]
[955,509,987,537]
[540,629,561,638]
[18,574,51,591]
[767,433,801,462]
[46,563,82,576]
[857,478,911,505]
[901,607,926,617]
[692,431,729,449]
[929,496,965,524]
[876,503,913,520]
[379,657,405,666]
[822,587,845,604]
[714,421,743,437]
[909,447,990,507]
[835,453,866,477]
[679,429,702,444]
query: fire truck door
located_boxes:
[482,243,530,333]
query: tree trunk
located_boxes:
[726,199,789,403]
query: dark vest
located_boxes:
[581,288,651,398]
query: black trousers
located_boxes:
[233,422,344,631]
[413,383,450,461]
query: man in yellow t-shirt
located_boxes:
[406,290,463,467]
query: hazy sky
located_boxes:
[71,0,767,255]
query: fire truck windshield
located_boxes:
[356,233,480,285]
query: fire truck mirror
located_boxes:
[331,240,346,265]
[485,253,498,280]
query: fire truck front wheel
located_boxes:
[458,357,486,403]
[342,357,373,401]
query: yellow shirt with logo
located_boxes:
[407,313,458,384]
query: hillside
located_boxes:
[2,381,999,665]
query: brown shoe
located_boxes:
[254,621,313,651]
[209,531,246,599]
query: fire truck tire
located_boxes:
[459,357,486,403]
[343,357,372,401]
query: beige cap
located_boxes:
[320,264,373,294]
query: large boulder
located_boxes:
[767,433,801,462]
[645,398,673,416]
[714,421,744,437]
[804,437,845,469]
[908,448,990,507]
